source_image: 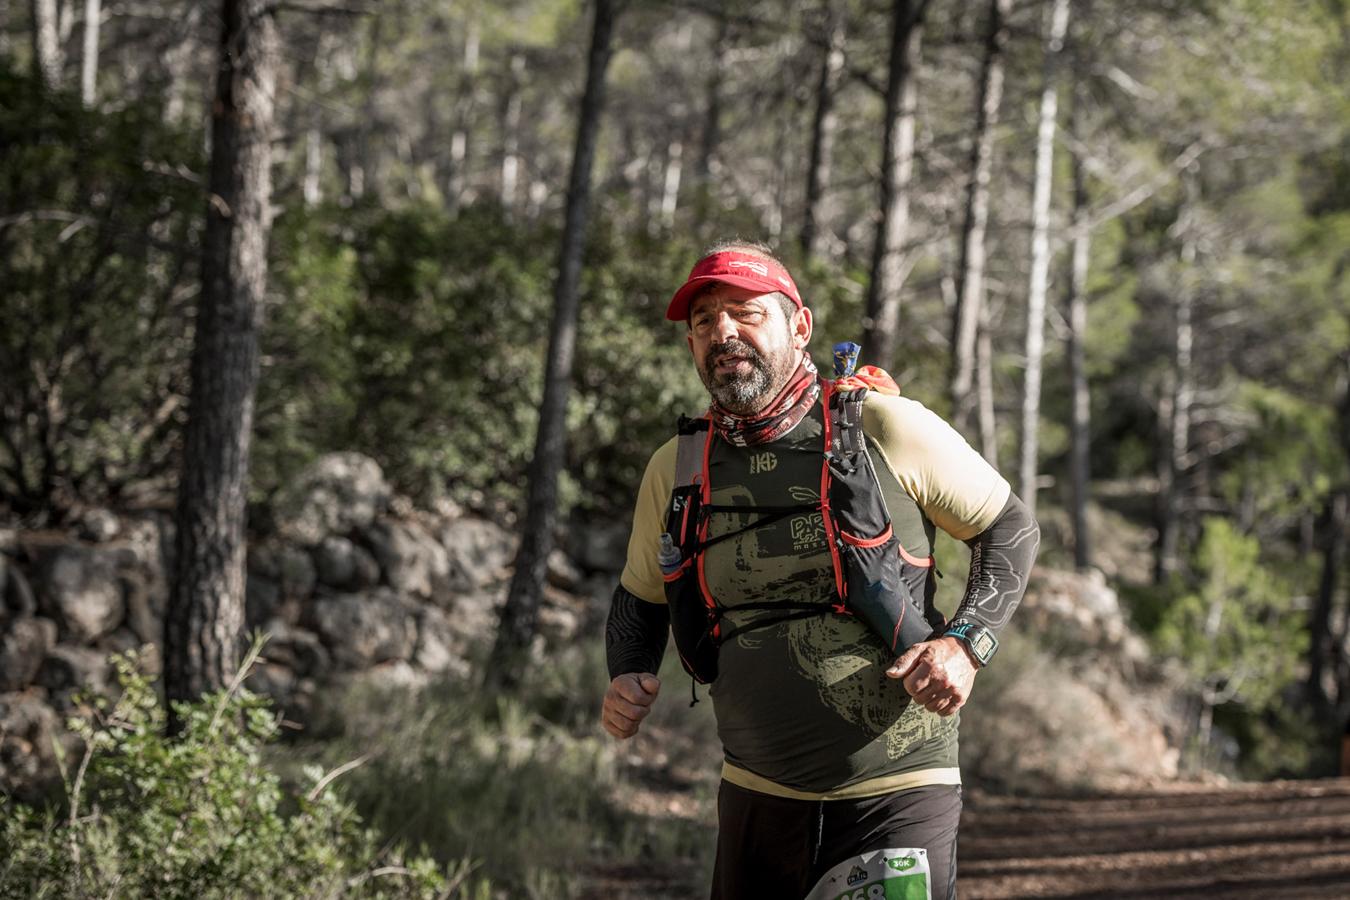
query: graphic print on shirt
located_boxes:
[788,485,825,552]
[707,482,939,763]
[706,484,829,650]
[784,615,939,760]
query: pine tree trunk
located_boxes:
[1067,80,1092,571]
[659,137,683,230]
[164,6,203,123]
[861,0,925,368]
[697,14,729,187]
[1018,0,1070,518]
[949,0,1010,434]
[164,0,278,726]
[302,33,336,208]
[488,0,619,690]
[79,0,99,106]
[31,0,63,89]
[1309,354,1350,713]
[354,15,382,198]
[303,127,323,206]
[1154,172,1198,583]
[500,53,526,211]
[1309,490,1348,714]
[447,19,479,212]
[977,302,998,463]
[800,3,844,261]
[768,96,792,241]
[57,0,72,46]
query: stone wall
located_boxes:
[0,453,623,800]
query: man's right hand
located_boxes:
[601,672,661,740]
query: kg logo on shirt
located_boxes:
[749,451,778,474]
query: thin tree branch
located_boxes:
[1066,138,1212,240]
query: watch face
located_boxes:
[972,631,996,660]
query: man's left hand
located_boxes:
[885,636,979,717]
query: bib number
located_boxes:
[806,848,930,900]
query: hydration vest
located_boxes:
[661,369,941,685]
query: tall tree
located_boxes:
[79,0,99,106]
[489,0,620,688]
[800,0,845,261]
[1309,484,1348,717]
[302,31,337,208]
[1308,352,1350,717]
[861,0,927,367]
[30,0,63,89]
[500,52,526,211]
[447,16,480,211]
[164,0,278,723]
[697,12,730,187]
[949,0,1011,435]
[1153,169,1198,584]
[164,6,204,123]
[658,132,683,230]
[976,302,998,462]
[1017,0,1070,517]
[1066,73,1091,570]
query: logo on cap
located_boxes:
[727,260,769,277]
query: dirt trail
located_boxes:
[960,778,1350,898]
[588,725,1350,898]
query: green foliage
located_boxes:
[1213,700,1320,780]
[293,642,715,899]
[261,203,708,516]
[1155,517,1307,713]
[0,65,202,518]
[0,646,451,900]
[1216,381,1343,528]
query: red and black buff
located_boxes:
[710,355,820,447]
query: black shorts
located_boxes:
[710,779,962,900]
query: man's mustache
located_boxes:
[707,340,764,370]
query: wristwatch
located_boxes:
[943,619,998,668]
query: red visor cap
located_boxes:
[665,251,803,322]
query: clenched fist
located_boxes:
[886,636,979,717]
[601,672,661,739]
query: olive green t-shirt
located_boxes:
[621,393,1009,799]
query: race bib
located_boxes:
[805,848,930,900]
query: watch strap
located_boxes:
[943,619,998,667]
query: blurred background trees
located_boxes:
[2,0,1349,777]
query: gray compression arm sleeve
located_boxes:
[952,492,1040,634]
[605,585,670,678]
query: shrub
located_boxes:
[260,203,710,518]
[0,643,454,900]
[0,66,202,520]
[293,642,718,899]
[1154,517,1309,775]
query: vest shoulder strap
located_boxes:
[673,415,710,489]
[827,385,868,458]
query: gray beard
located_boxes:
[702,340,795,415]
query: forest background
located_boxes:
[3,0,1350,896]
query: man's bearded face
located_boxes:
[701,337,790,413]
[687,288,800,415]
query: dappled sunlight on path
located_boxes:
[960,779,1350,898]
